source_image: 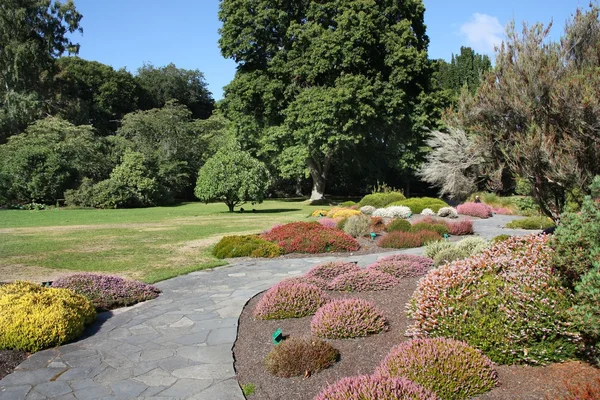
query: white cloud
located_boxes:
[459,13,504,55]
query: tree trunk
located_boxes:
[227,202,235,212]
[307,157,330,202]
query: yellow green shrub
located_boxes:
[331,209,361,219]
[311,209,330,217]
[0,281,96,352]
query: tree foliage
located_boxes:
[194,147,270,212]
[435,47,492,98]
[219,0,433,200]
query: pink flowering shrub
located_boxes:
[366,254,433,278]
[446,220,474,235]
[407,235,580,365]
[315,375,439,400]
[492,207,513,215]
[52,273,160,311]
[329,270,399,292]
[456,202,493,218]
[262,222,360,254]
[280,276,329,290]
[376,338,497,400]
[254,282,328,320]
[305,261,361,281]
[311,298,387,339]
[318,218,339,229]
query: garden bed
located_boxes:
[234,282,600,400]
[0,350,28,380]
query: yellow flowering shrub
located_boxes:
[311,209,330,217]
[331,209,361,219]
[0,281,96,352]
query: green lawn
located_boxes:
[0,200,322,283]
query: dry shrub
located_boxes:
[265,337,339,378]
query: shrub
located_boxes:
[386,219,411,233]
[0,282,96,352]
[340,201,356,207]
[433,247,470,266]
[389,197,449,214]
[366,255,433,278]
[424,240,454,259]
[51,273,160,311]
[305,261,361,282]
[447,220,474,235]
[312,209,330,217]
[378,230,441,249]
[212,235,282,259]
[492,207,514,215]
[358,192,406,209]
[572,266,600,360]
[437,206,458,218]
[265,337,339,378]
[492,234,512,243]
[370,216,386,233]
[410,222,449,236]
[455,236,488,254]
[468,192,518,211]
[331,209,361,219]
[311,298,387,339]
[343,214,371,237]
[407,235,580,365]
[336,217,348,230]
[373,206,412,219]
[314,375,439,400]
[254,282,328,320]
[360,205,376,215]
[329,270,399,292]
[262,222,360,254]
[421,208,436,216]
[505,216,554,230]
[376,338,497,400]
[560,377,600,400]
[456,202,493,218]
[317,217,338,229]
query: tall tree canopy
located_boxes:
[435,47,492,98]
[0,0,82,141]
[219,0,433,200]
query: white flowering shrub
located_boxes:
[421,208,436,216]
[437,207,458,218]
[373,206,412,219]
[360,205,376,215]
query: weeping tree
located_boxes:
[218,0,432,201]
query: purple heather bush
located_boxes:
[281,275,330,290]
[329,270,399,292]
[315,375,439,400]
[407,234,580,365]
[456,202,493,218]
[305,261,361,282]
[311,298,387,339]
[376,338,498,400]
[366,254,433,279]
[51,273,160,311]
[254,281,328,320]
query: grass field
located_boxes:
[0,200,324,283]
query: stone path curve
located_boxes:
[0,215,531,400]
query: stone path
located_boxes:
[0,215,533,400]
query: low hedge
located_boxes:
[358,192,406,209]
[389,197,449,214]
[212,234,282,259]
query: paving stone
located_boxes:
[177,344,234,364]
[169,317,195,328]
[206,327,237,346]
[171,364,234,380]
[139,348,174,362]
[192,378,245,400]
[109,379,147,398]
[133,368,177,387]
[14,351,57,371]
[65,355,102,368]
[0,385,31,400]
[67,378,96,391]
[32,381,72,398]
[159,379,214,398]
[72,385,112,400]
[157,356,192,372]
[173,331,209,346]
[95,366,133,384]
[24,390,46,400]
[0,368,64,386]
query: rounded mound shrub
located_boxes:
[358,192,406,209]
[254,282,328,320]
[456,202,493,218]
[329,270,399,292]
[424,240,454,259]
[421,208,436,216]
[315,375,439,400]
[343,214,371,237]
[505,216,555,230]
[317,217,338,229]
[0,281,96,352]
[51,273,160,311]
[360,205,376,215]
[305,261,361,282]
[340,201,356,207]
[311,298,387,339]
[378,230,441,249]
[265,337,339,378]
[373,206,412,219]
[312,209,329,217]
[212,234,282,258]
[370,216,386,232]
[331,209,361,219]
[407,235,580,365]
[492,234,512,243]
[366,254,433,278]
[386,219,411,233]
[389,197,449,214]
[376,338,497,400]
[455,236,488,254]
[433,247,469,266]
[262,222,360,254]
[437,207,458,218]
[410,222,450,236]
[447,220,474,235]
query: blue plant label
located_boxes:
[272,328,283,345]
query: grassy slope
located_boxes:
[0,200,321,283]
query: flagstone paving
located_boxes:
[0,215,532,399]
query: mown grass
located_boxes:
[0,200,323,283]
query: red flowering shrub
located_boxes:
[262,222,360,254]
[456,202,493,218]
[329,270,399,292]
[447,220,473,235]
[378,230,441,249]
[366,254,433,278]
[315,375,438,400]
[376,338,497,400]
[254,282,328,320]
[311,298,387,339]
[407,235,580,365]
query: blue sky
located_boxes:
[73,0,583,100]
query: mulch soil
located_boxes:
[234,280,600,400]
[0,350,28,380]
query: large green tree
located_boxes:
[219,0,433,200]
[0,0,82,141]
[435,47,492,98]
